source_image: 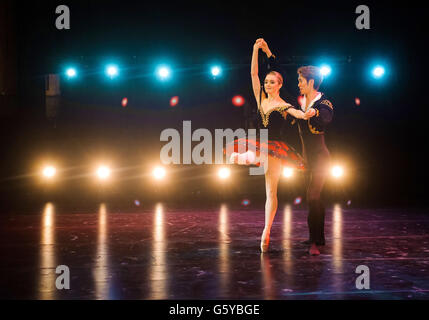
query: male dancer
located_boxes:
[260,40,333,255]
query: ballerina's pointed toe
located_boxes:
[229,152,239,164]
[260,242,269,253]
[230,151,258,166]
[260,229,270,253]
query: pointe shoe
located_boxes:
[261,242,269,253]
[260,229,270,253]
[229,152,239,164]
[230,151,257,165]
[309,243,320,256]
[237,151,254,165]
[237,153,248,165]
[261,241,269,253]
[243,151,256,165]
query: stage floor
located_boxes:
[1,203,429,299]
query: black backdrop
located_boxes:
[0,0,427,209]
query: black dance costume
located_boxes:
[293,94,333,245]
[225,88,305,169]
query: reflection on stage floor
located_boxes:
[1,203,429,299]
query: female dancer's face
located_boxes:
[264,74,282,95]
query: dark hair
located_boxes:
[297,66,323,90]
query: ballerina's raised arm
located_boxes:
[259,39,317,120]
[251,39,265,109]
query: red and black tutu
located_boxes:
[224,137,305,170]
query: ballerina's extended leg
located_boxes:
[261,156,282,252]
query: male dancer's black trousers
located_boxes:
[306,148,330,245]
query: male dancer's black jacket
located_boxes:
[292,96,333,172]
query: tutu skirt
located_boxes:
[224,138,305,170]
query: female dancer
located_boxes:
[228,39,315,252]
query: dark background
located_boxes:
[0,0,427,210]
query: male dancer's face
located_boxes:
[298,75,313,96]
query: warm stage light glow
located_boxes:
[232,95,245,107]
[39,202,56,299]
[320,65,332,76]
[170,96,179,107]
[283,167,294,178]
[218,167,231,179]
[122,97,128,107]
[331,165,344,179]
[355,97,361,106]
[96,166,111,180]
[42,166,56,179]
[153,166,166,180]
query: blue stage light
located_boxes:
[156,65,171,80]
[211,65,222,77]
[105,64,119,78]
[320,65,331,77]
[372,65,385,78]
[65,67,77,78]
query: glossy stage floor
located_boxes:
[1,202,429,300]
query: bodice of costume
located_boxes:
[257,106,289,141]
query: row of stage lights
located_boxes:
[41,164,345,182]
[65,64,223,80]
[64,63,387,81]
